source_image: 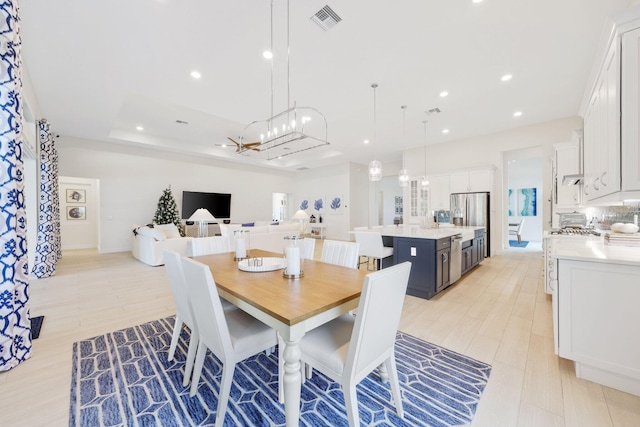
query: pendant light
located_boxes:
[398,105,409,187]
[368,83,382,182]
[421,120,430,189]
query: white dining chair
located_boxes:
[301,237,316,260]
[163,250,201,387]
[290,261,412,426]
[353,226,369,231]
[354,230,394,271]
[188,235,230,256]
[320,240,360,269]
[509,219,525,243]
[181,256,278,427]
[186,236,238,312]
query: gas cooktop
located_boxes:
[550,228,601,236]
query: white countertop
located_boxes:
[548,233,640,266]
[367,225,484,241]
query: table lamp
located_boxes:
[292,209,309,234]
[188,208,216,237]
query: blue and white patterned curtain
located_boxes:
[0,1,32,372]
[31,119,61,278]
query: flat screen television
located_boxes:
[181,191,231,220]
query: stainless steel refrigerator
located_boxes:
[450,191,490,257]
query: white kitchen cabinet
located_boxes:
[404,179,429,224]
[582,38,621,202]
[553,137,582,208]
[580,8,640,203]
[622,27,640,192]
[557,259,640,396]
[428,174,450,211]
[450,169,493,194]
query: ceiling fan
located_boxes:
[225,137,261,152]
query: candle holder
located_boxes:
[283,235,304,279]
[234,229,250,261]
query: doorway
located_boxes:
[272,193,289,222]
[503,147,544,250]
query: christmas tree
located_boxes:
[153,186,185,236]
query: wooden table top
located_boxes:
[192,250,368,326]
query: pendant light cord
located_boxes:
[402,105,407,169]
[372,83,378,160]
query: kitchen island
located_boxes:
[376,225,486,299]
[550,235,640,397]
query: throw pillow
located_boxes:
[137,226,167,241]
[241,222,255,227]
[156,223,181,239]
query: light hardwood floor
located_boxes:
[2,243,639,426]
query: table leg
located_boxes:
[283,338,302,426]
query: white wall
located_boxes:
[292,163,353,241]
[379,175,402,226]
[59,176,100,250]
[403,116,582,254]
[57,137,295,253]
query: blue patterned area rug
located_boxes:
[509,240,529,248]
[69,317,491,426]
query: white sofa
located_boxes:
[131,223,192,266]
[219,222,301,254]
[131,221,301,266]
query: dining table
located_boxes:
[192,249,368,427]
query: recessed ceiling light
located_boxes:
[364,139,369,144]
[513,111,523,117]
[136,126,144,131]
[263,50,273,59]
[501,74,513,82]
[190,70,201,79]
[442,129,450,134]
[439,91,449,98]
[472,0,484,3]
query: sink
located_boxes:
[437,223,455,228]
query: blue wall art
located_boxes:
[325,194,344,215]
[508,189,515,216]
[518,188,537,216]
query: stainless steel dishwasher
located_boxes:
[450,234,462,284]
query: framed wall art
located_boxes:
[66,189,86,203]
[66,206,86,220]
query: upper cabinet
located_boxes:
[429,174,451,211]
[450,168,493,194]
[582,39,621,202]
[554,133,582,208]
[581,7,640,203]
[622,27,640,192]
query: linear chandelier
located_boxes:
[238,0,329,161]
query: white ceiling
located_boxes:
[19,0,634,172]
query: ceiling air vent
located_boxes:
[311,5,342,31]
[425,108,442,116]
[296,167,310,171]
